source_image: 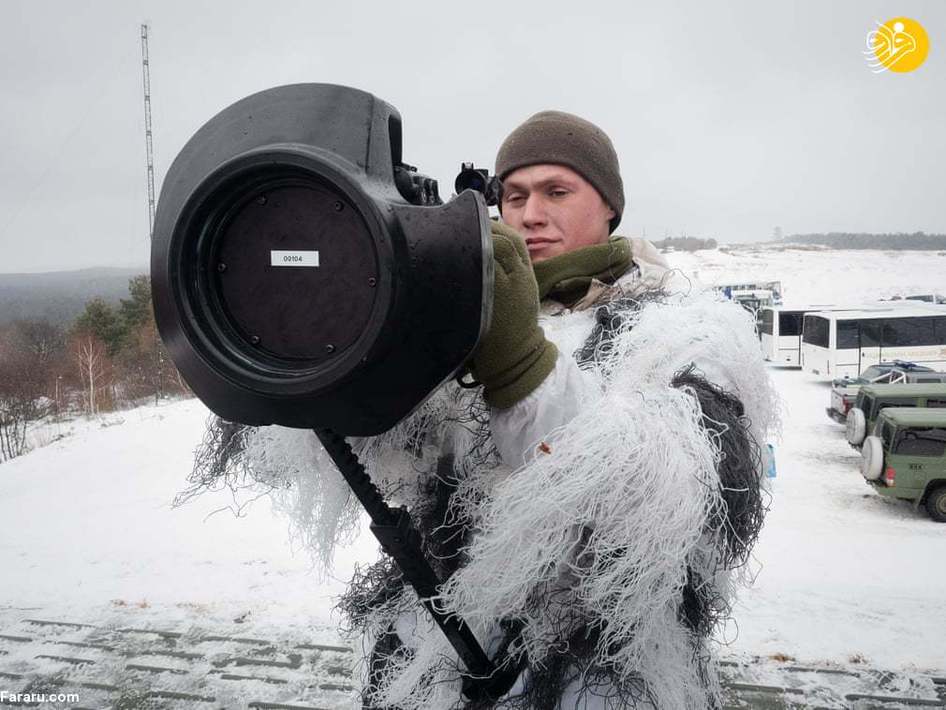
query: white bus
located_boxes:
[716,280,783,303]
[759,303,898,364]
[759,305,835,365]
[801,305,946,378]
[730,288,777,313]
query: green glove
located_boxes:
[470,221,558,409]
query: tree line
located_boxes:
[785,232,946,250]
[0,275,188,463]
[652,236,718,252]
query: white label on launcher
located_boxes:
[270,250,320,267]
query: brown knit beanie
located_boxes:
[495,110,624,233]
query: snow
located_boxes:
[669,244,946,305]
[1,244,945,701]
[664,246,946,673]
[727,366,946,670]
[0,399,378,633]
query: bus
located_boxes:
[801,305,946,378]
[759,303,901,364]
[759,305,835,365]
[730,288,778,315]
[716,280,783,303]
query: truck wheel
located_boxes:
[925,486,946,523]
[860,436,884,481]
[846,407,866,445]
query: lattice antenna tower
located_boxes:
[140,23,156,240]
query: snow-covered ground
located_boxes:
[1,245,945,705]
[669,243,946,305]
[0,399,377,635]
[663,246,946,671]
[729,365,946,670]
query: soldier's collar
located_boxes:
[533,236,633,307]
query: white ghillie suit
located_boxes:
[192,239,777,709]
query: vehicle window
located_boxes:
[876,400,914,418]
[879,319,900,347]
[913,377,944,383]
[863,395,875,417]
[779,312,802,336]
[894,428,946,457]
[860,365,886,380]
[861,321,882,348]
[802,315,829,347]
[926,399,946,408]
[761,309,774,334]
[913,317,938,346]
[882,317,937,347]
[881,422,895,450]
[837,320,859,349]
[934,316,946,341]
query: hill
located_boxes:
[0,266,145,326]
[784,231,946,250]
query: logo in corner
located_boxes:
[865,17,929,73]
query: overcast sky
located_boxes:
[1,0,944,273]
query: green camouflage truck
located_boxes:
[845,382,946,447]
[859,407,946,522]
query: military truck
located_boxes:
[860,407,946,522]
[846,382,946,447]
[826,360,946,422]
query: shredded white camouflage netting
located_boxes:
[179,380,499,575]
[240,426,362,572]
[181,286,779,709]
[357,291,779,710]
[237,386,490,572]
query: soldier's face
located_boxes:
[499,164,615,262]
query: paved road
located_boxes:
[1,614,944,709]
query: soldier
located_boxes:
[228,110,775,709]
[334,110,776,709]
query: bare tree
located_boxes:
[0,346,32,461]
[0,398,30,462]
[116,308,190,405]
[69,332,112,415]
[0,322,57,462]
